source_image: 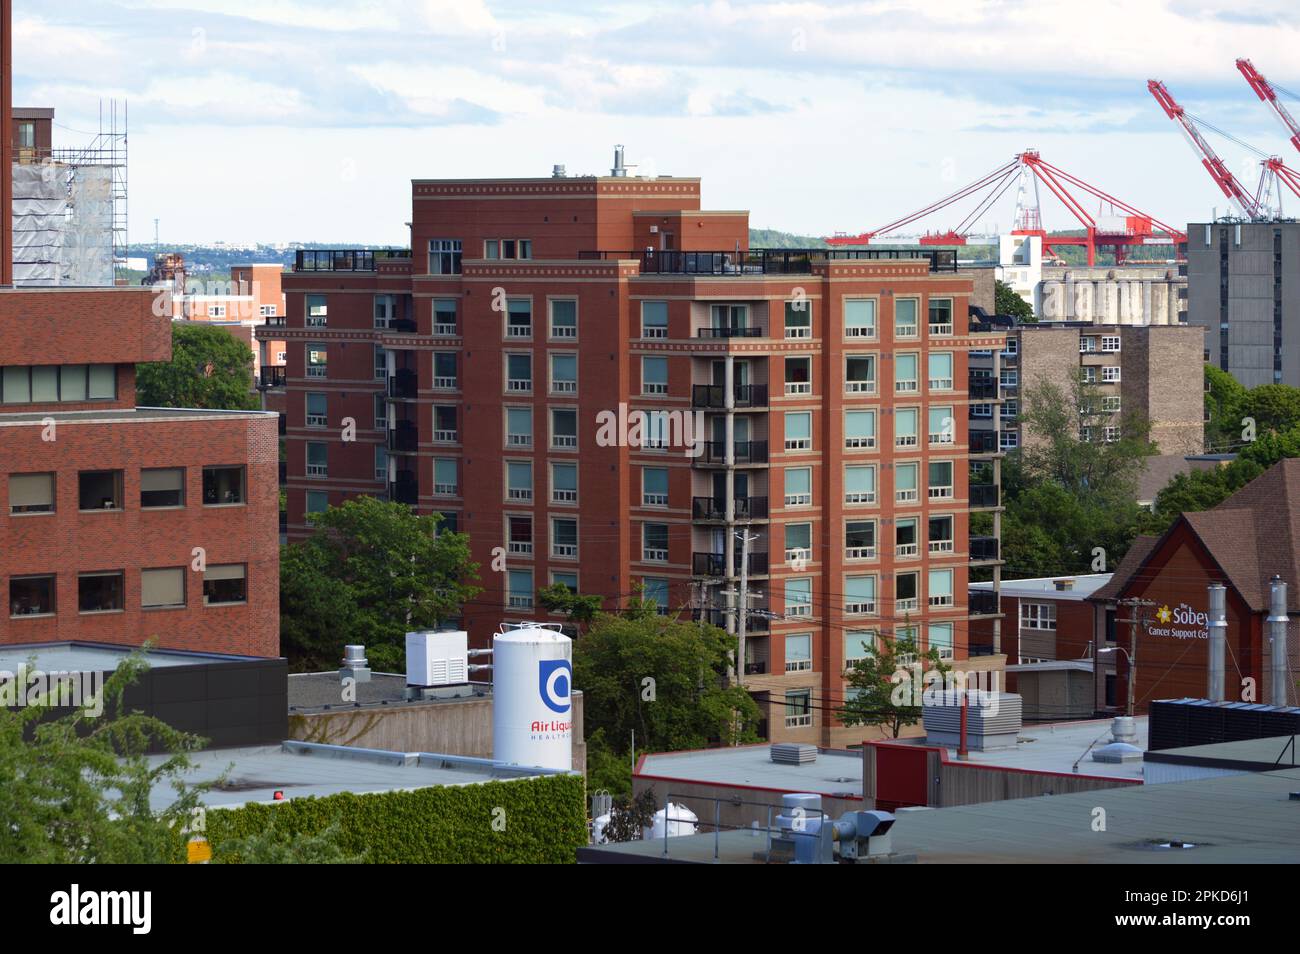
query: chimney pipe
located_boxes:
[1207,583,1227,702]
[340,644,371,684]
[611,145,626,177]
[1267,576,1290,707]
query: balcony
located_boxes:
[692,383,768,409]
[970,536,1000,562]
[968,588,1000,617]
[262,315,286,328]
[695,606,770,633]
[258,366,286,389]
[387,421,419,454]
[389,318,418,334]
[388,369,418,399]
[692,496,768,520]
[692,551,770,577]
[294,249,411,272]
[390,471,418,505]
[969,379,999,400]
[697,326,764,339]
[969,429,1000,454]
[744,661,768,675]
[695,440,769,465]
[969,483,1000,508]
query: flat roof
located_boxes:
[637,744,864,799]
[0,640,272,673]
[145,741,568,812]
[971,574,1112,601]
[0,407,277,425]
[1145,734,1300,772]
[288,671,492,713]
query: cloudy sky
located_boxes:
[15,0,1300,245]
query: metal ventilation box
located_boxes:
[406,630,469,687]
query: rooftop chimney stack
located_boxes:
[611,145,627,177]
[1207,583,1228,702]
[340,644,371,684]
[552,164,566,178]
[1267,575,1290,707]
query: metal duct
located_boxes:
[1207,583,1227,702]
[1267,576,1290,707]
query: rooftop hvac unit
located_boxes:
[405,630,468,687]
[770,742,818,765]
[923,691,1023,750]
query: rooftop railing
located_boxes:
[577,247,958,274]
[294,249,412,272]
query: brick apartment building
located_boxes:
[0,287,281,656]
[971,320,1205,456]
[261,167,1008,745]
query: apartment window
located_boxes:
[641,301,669,338]
[507,515,533,556]
[551,408,578,450]
[434,352,458,390]
[79,470,123,511]
[505,354,532,393]
[429,238,462,275]
[785,690,813,728]
[485,239,532,260]
[9,473,54,514]
[3,364,116,403]
[551,571,579,593]
[1000,337,1018,357]
[785,411,812,451]
[79,571,124,613]
[374,447,388,482]
[709,304,749,335]
[929,406,954,445]
[896,572,919,612]
[200,564,245,606]
[1000,430,1020,450]
[552,517,579,559]
[1000,368,1018,388]
[785,356,812,395]
[142,567,185,610]
[433,299,458,336]
[550,299,577,339]
[506,569,534,610]
[140,468,184,509]
[307,344,328,378]
[846,520,876,560]
[433,459,459,496]
[374,346,387,381]
[306,392,328,427]
[785,300,811,339]
[1101,335,1121,353]
[786,633,813,672]
[971,403,993,419]
[929,622,954,660]
[895,517,919,557]
[843,409,876,451]
[1102,395,1122,413]
[10,575,54,617]
[928,569,954,607]
[374,294,396,329]
[643,523,669,562]
[845,464,876,505]
[1081,366,1097,384]
[845,575,876,615]
[844,298,876,338]
[785,523,812,565]
[504,407,533,448]
[276,350,286,363]
[642,357,668,395]
[928,461,954,500]
[1080,336,1097,353]
[1080,426,1093,443]
[784,467,812,507]
[895,353,919,393]
[895,299,919,338]
[550,353,578,394]
[261,304,278,318]
[1001,400,1018,421]
[928,352,953,391]
[505,300,532,339]
[642,467,668,507]
[551,462,577,504]
[302,441,328,479]
[433,405,458,443]
[785,578,812,618]
[206,304,227,319]
[1104,426,1121,443]
[844,355,875,394]
[928,298,953,335]
[16,121,34,149]
[642,577,670,614]
[928,515,954,554]
[506,461,533,502]
[895,408,919,448]
[1102,366,1121,383]
[895,463,919,503]
[1020,602,1057,631]
[844,630,876,667]
[306,295,328,327]
[374,394,387,430]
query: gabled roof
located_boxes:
[1091,458,1300,613]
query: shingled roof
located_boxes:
[1090,458,1300,613]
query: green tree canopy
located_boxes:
[839,631,950,738]
[136,322,260,410]
[1204,365,1248,451]
[279,496,481,671]
[994,279,1034,321]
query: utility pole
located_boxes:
[735,529,759,689]
[1116,597,1157,718]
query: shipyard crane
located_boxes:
[826,150,1184,265]
[1236,59,1300,157]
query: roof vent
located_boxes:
[1054,578,1075,591]
[552,164,566,178]
[770,742,818,765]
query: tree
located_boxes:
[1204,365,1248,451]
[839,632,951,738]
[1243,383,1300,436]
[136,323,259,410]
[278,497,481,672]
[600,789,659,843]
[537,583,602,626]
[995,279,1034,321]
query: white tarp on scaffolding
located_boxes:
[11,162,114,286]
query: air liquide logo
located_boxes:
[50,885,151,934]
[538,658,572,714]
[1147,602,1209,640]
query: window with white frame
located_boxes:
[433,352,457,389]
[785,411,812,451]
[928,460,954,500]
[785,578,812,617]
[845,409,876,449]
[1000,429,1020,450]
[784,689,812,727]
[928,568,953,607]
[374,345,387,381]
[1103,395,1121,413]
[306,442,328,478]
[306,344,327,378]
[208,304,227,319]
[433,459,458,496]
[999,368,1019,388]
[785,299,811,338]
[505,353,531,393]
[896,572,919,612]
[551,408,578,449]
[374,294,396,329]
[929,406,954,445]
[844,298,876,338]
[433,299,458,336]
[374,446,387,482]
[844,630,876,667]
[507,569,534,609]
[643,577,669,613]
[895,517,918,557]
[505,300,532,339]
[306,294,327,327]
[433,405,457,443]
[429,239,462,275]
[784,523,812,565]
[1101,335,1121,353]
[642,356,668,395]
[895,353,919,393]
[928,352,953,390]
[373,393,386,430]
[506,461,533,502]
[1081,366,1097,384]
[786,356,812,394]
[845,575,876,615]
[306,392,327,428]
[507,515,533,555]
[929,622,954,660]
[1080,336,1097,353]
[505,407,532,448]
[642,467,668,507]
[928,514,954,553]
[895,407,919,448]
[552,517,578,559]
[845,355,875,394]
[785,632,813,672]
[485,239,532,260]
[895,298,919,337]
[1104,425,1121,442]
[845,465,876,504]
[551,462,577,503]
[928,298,953,335]
[549,299,577,339]
[550,353,578,394]
[642,523,669,562]
[641,301,668,338]
[551,571,579,593]
[1020,601,1057,630]
[895,462,919,503]
[1102,365,1121,383]
[784,467,812,507]
[846,519,876,559]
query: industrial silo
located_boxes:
[492,623,573,771]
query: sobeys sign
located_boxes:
[1146,602,1209,640]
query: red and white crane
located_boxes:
[1236,59,1300,157]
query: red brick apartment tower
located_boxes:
[265,170,1006,745]
[0,288,281,655]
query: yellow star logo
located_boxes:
[1156,605,1172,624]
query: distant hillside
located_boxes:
[748,228,830,249]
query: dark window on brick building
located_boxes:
[10,574,54,617]
[79,571,124,613]
[203,466,246,505]
[79,470,123,511]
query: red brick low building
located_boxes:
[0,287,280,656]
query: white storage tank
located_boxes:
[492,623,573,771]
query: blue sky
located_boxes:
[15,0,1300,244]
